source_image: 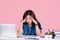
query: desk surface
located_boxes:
[0,36,60,40]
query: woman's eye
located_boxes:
[26,18,32,20]
[29,18,31,19]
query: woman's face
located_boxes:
[25,15,33,24]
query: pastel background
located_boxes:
[0,0,60,35]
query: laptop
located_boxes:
[0,24,17,38]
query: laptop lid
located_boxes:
[0,24,17,38]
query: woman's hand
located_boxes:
[20,18,26,24]
[32,18,37,24]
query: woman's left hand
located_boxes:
[32,18,38,24]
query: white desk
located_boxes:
[0,36,60,40]
[0,38,60,40]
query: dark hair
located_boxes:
[23,10,42,30]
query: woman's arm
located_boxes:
[35,25,41,36]
[18,19,26,36]
[18,22,23,36]
[32,18,41,36]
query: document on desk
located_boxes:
[17,35,41,40]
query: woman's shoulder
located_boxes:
[23,22,28,28]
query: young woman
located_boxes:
[18,10,42,36]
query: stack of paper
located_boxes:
[55,31,60,38]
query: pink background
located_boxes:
[0,0,60,35]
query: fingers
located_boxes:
[23,18,26,22]
[32,18,37,24]
[32,18,35,21]
[20,18,26,23]
[20,19,23,23]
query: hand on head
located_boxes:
[20,18,26,23]
[32,18,37,24]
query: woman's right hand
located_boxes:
[20,18,26,24]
